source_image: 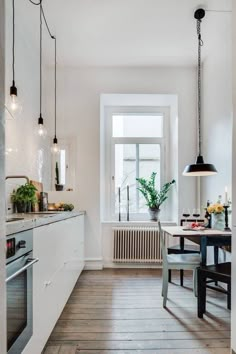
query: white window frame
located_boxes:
[104,106,170,221]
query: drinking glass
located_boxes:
[193,208,201,222]
[182,208,190,225]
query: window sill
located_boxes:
[101,220,177,226]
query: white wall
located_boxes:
[201,10,232,206]
[231,2,236,352]
[5,0,51,192]
[0,0,6,352]
[45,66,198,264]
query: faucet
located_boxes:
[5,175,30,183]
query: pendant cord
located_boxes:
[40,4,42,115]
[197,19,203,156]
[54,36,57,138]
[40,5,57,139]
[12,0,15,83]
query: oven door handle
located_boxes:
[6,258,39,283]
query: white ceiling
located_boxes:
[23,0,232,67]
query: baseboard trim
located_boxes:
[103,261,163,269]
[84,258,103,270]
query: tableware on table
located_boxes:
[193,208,201,222]
[182,208,190,224]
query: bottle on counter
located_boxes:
[204,200,212,228]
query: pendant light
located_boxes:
[183,9,217,176]
[9,0,22,116]
[36,4,47,137]
[51,36,60,154]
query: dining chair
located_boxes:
[197,262,231,318]
[158,221,201,308]
[167,219,204,286]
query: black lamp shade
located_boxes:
[183,155,217,176]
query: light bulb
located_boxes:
[51,137,60,154]
[9,83,22,116]
[37,123,47,137]
[36,115,47,138]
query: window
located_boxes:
[104,107,169,220]
[51,138,76,190]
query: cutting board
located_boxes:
[30,180,43,211]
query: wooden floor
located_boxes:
[43,269,231,354]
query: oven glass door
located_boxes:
[6,254,33,354]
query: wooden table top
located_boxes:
[162,226,232,238]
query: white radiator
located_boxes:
[113,227,162,263]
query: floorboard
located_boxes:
[43,269,230,354]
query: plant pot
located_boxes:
[148,208,160,221]
[16,201,27,213]
[55,184,64,191]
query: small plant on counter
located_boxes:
[11,183,38,213]
[136,172,175,221]
[55,161,64,191]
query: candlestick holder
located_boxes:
[223,205,231,231]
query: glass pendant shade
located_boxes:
[51,137,60,154]
[183,155,218,176]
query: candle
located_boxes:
[127,185,129,201]
[224,186,228,206]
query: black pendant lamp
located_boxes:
[51,36,60,154]
[9,0,22,116]
[183,9,217,177]
[37,4,47,137]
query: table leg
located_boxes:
[198,269,206,318]
[180,237,185,286]
[200,236,207,266]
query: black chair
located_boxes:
[167,219,203,286]
[197,262,231,318]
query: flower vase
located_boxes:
[212,213,225,230]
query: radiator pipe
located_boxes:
[118,186,121,221]
[127,185,129,221]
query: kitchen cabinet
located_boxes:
[22,215,84,354]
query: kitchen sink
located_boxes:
[6,218,24,223]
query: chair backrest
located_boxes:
[157,221,168,265]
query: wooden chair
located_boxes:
[158,221,201,308]
[197,262,231,318]
[167,219,203,286]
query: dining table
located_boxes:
[162,226,232,266]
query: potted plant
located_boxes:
[11,183,38,213]
[136,172,175,221]
[55,161,64,191]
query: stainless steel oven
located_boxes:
[6,230,39,354]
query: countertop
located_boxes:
[6,211,85,236]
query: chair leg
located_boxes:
[197,270,206,318]
[193,268,198,297]
[180,269,184,286]
[227,282,231,310]
[162,267,169,308]
[168,269,172,283]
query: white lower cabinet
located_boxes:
[22,215,84,354]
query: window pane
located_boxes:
[115,144,161,214]
[139,144,161,212]
[60,150,66,185]
[112,114,163,138]
[115,144,137,213]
